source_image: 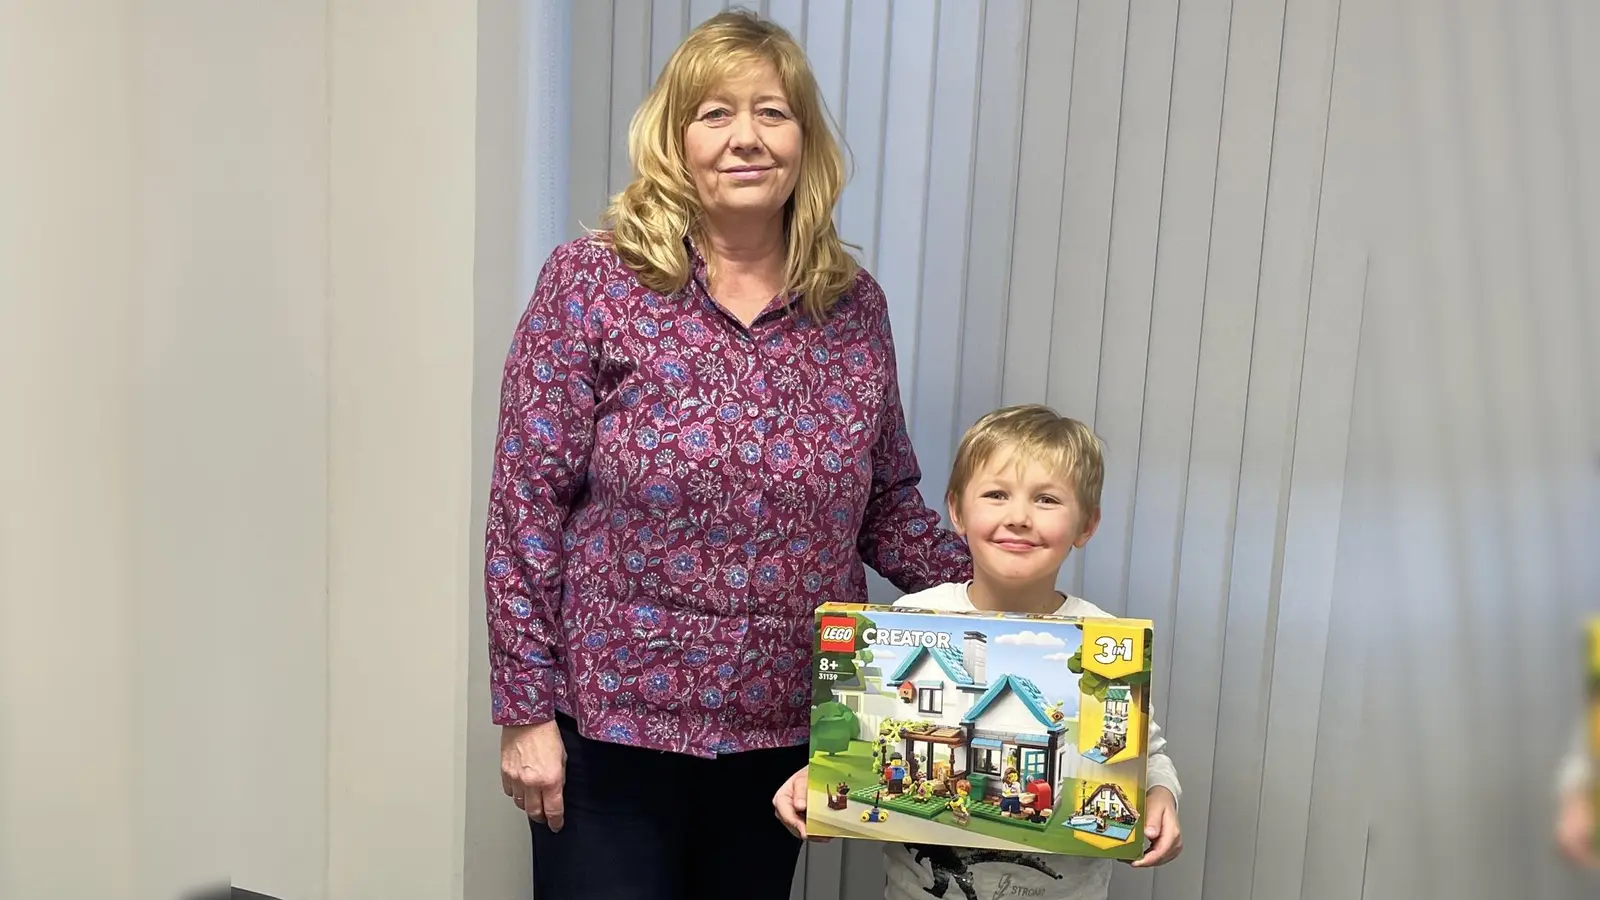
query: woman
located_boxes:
[485,10,970,899]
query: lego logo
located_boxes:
[819,617,857,653]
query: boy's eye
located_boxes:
[1037,495,1060,505]
[982,490,1007,500]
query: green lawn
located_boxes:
[809,755,1140,861]
[808,740,881,791]
[937,777,1137,860]
[968,798,1048,831]
[845,785,950,819]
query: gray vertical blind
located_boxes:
[561,1,1600,898]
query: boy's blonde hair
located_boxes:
[599,9,858,321]
[946,405,1105,514]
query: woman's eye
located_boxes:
[701,108,729,121]
[759,107,789,120]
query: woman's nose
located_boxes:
[728,113,760,149]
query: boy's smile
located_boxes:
[948,451,1100,610]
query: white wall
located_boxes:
[0,2,541,898]
[0,3,142,898]
[131,4,330,898]
[324,1,480,897]
[2,2,330,897]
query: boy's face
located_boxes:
[948,451,1100,590]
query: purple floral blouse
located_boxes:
[484,236,971,757]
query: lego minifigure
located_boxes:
[948,779,972,826]
[999,769,1023,817]
[883,752,908,795]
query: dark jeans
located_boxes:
[529,713,808,900]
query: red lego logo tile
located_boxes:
[818,616,857,654]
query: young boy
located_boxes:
[883,405,1182,899]
[773,406,1183,898]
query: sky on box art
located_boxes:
[865,610,1087,721]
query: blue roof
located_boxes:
[886,645,980,688]
[960,675,1065,733]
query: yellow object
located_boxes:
[1080,620,1147,681]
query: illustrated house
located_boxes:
[1096,685,1130,756]
[830,663,898,739]
[884,631,1072,804]
[960,674,1071,804]
[882,631,989,777]
[1079,782,1138,823]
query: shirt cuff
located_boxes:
[1147,768,1183,809]
[490,669,562,727]
[1556,752,1592,798]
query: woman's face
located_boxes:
[683,62,803,224]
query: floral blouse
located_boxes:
[484,235,971,756]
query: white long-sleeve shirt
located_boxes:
[1557,721,1592,798]
[881,583,1181,900]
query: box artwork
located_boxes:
[806,603,1155,860]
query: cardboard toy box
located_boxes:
[806,602,1155,860]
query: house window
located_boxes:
[974,748,1002,775]
[843,694,860,712]
[917,685,943,715]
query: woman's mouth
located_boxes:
[723,165,772,181]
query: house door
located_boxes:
[1019,747,1046,784]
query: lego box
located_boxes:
[806,602,1155,860]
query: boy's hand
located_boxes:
[773,766,831,841]
[1131,786,1182,868]
[1556,787,1596,867]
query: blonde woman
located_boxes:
[484,11,971,898]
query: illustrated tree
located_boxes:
[810,701,861,755]
[1066,632,1154,702]
[811,610,880,705]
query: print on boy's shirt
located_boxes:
[884,836,1117,900]
[900,844,1064,900]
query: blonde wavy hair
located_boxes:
[598,9,858,321]
[947,405,1106,516]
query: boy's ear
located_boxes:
[946,495,966,536]
[1073,506,1102,549]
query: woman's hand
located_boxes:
[501,721,567,831]
[773,766,814,840]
